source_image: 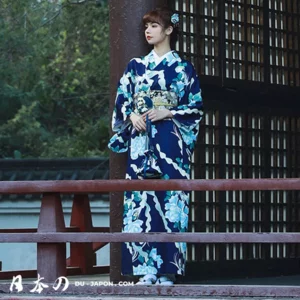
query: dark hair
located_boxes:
[143,7,179,46]
[143,7,175,29]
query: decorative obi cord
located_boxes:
[133,90,178,115]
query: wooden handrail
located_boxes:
[0,178,300,194]
[1,232,300,243]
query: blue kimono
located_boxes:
[108,50,203,276]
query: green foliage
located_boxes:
[0,102,44,158]
[0,0,110,158]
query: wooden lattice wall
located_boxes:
[171,0,300,278]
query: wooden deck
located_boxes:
[2,296,296,300]
[1,273,300,299]
[0,295,299,300]
[1,294,300,299]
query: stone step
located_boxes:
[0,297,297,300]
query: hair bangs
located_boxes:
[143,11,163,26]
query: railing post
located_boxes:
[69,194,95,274]
[37,193,66,283]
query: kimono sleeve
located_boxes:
[108,60,136,153]
[170,63,204,151]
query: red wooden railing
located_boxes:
[0,188,110,280]
[1,178,300,297]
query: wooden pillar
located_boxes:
[69,194,95,274]
[109,0,168,282]
[37,193,66,283]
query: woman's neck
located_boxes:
[153,42,171,57]
[153,47,172,57]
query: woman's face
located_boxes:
[145,22,168,46]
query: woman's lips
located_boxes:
[146,36,152,40]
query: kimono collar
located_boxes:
[147,50,181,68]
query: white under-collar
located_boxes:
[152,50,172,65]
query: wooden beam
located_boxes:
[0,178,299,194]
[1,232,300,243]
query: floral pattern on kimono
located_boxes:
[108,50,203,275]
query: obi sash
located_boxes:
[133,90,178,115]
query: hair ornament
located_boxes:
[171,13,179,27]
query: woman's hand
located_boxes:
[143,108,173,122]
[130,113,146,132]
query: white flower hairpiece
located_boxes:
[171,13,179,27]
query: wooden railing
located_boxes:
[1,178,300,297]
[0,184,110,281]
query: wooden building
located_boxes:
[109,0,300,282]
[177,0,300,280]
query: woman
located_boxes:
[108,7,203,285]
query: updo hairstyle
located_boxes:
[142,7,179,47]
